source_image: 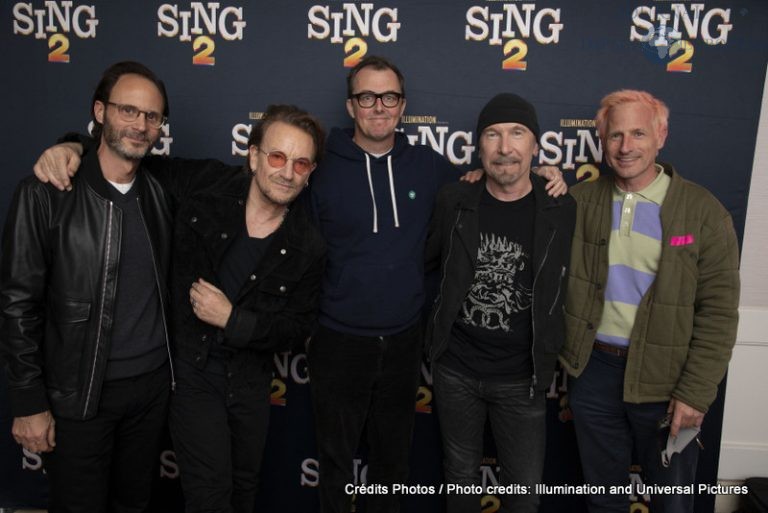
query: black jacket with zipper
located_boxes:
[0,149,174,420]
[139,156,326,385]
[425,174,576,392]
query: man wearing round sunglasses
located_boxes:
[30,104,327,513]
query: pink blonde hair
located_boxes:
[595,89,669,140]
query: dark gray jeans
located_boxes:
[433,363,545,513]
[308,321,423,513]
[169,355,272,513]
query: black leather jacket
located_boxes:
[141,157,326,384]
[425,175,576,393]
[1,150,174,420]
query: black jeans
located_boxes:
[43,363,170,513]
[569,349,700,513]
[433,363,545,513]
[308,322,423,513]
[169,355,272,513]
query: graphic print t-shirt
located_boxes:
[442,188,535,381]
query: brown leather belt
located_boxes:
[594,341,628,358]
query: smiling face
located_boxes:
[602,101,668,192]
[479,122,538,195]
[346,66,406,153]
[248,121,316,207]
[93,73,164,162]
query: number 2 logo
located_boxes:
[48,34,70,63]
[193,35,215,66]
[502,39,528,71]
[344,37,368,68]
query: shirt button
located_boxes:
[201,334,207,342]
[626,193,633,199]
[250,274,257,281]
[280,249,287,255]
[191,216,197,223]
[238,200,244,205]
[221,233,228,239]
[279,285,287,293]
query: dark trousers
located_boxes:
[169,356,272,513]
[308,322,423,513]
[43,363,170,513]
[433,363,545,513]
[569,348,700,513]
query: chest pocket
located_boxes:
[246,245,314,311]
[251,274,300,312]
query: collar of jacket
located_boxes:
[456,172,568,212]
[453,172,568,264]
[79,143,146,199]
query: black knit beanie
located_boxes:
[476,93,540,140]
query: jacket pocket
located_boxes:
[255,275,300,311]
[47,298,91,391]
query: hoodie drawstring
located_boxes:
[364,153,379,233]
[387,155,400,229]
[365,153,400,233]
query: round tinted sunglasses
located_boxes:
[258,148,314,175]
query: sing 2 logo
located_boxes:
[630,4,733,73]
[157,2,246,66]
[12,1,98,63]
[465,3,563,71]
[307,3,400,68]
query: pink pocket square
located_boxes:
[670,234,694,246]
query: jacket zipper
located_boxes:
[83,201,114,418]
[549,265,567,316]
[530,228,556,398]
[136,198,176,392]
[429,208,463,361]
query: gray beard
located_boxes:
[103,122,151,161]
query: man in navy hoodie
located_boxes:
[307,57,566,513]
[307,56,457,513]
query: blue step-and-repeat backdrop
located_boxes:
[1,1,766,512]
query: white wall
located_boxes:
[718,65,768,480]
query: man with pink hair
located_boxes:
[559,89,740,512]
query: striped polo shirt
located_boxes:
[596,166,670,348]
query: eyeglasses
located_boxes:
[258,148,314,175]
[349,91,403,108]
[106,102,167,129]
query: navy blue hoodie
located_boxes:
[310,127,458,336]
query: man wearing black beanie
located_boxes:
[426,92,576,513]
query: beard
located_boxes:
[485,157,529,186]
[102,119,153,161]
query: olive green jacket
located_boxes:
[559,164,739,413]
